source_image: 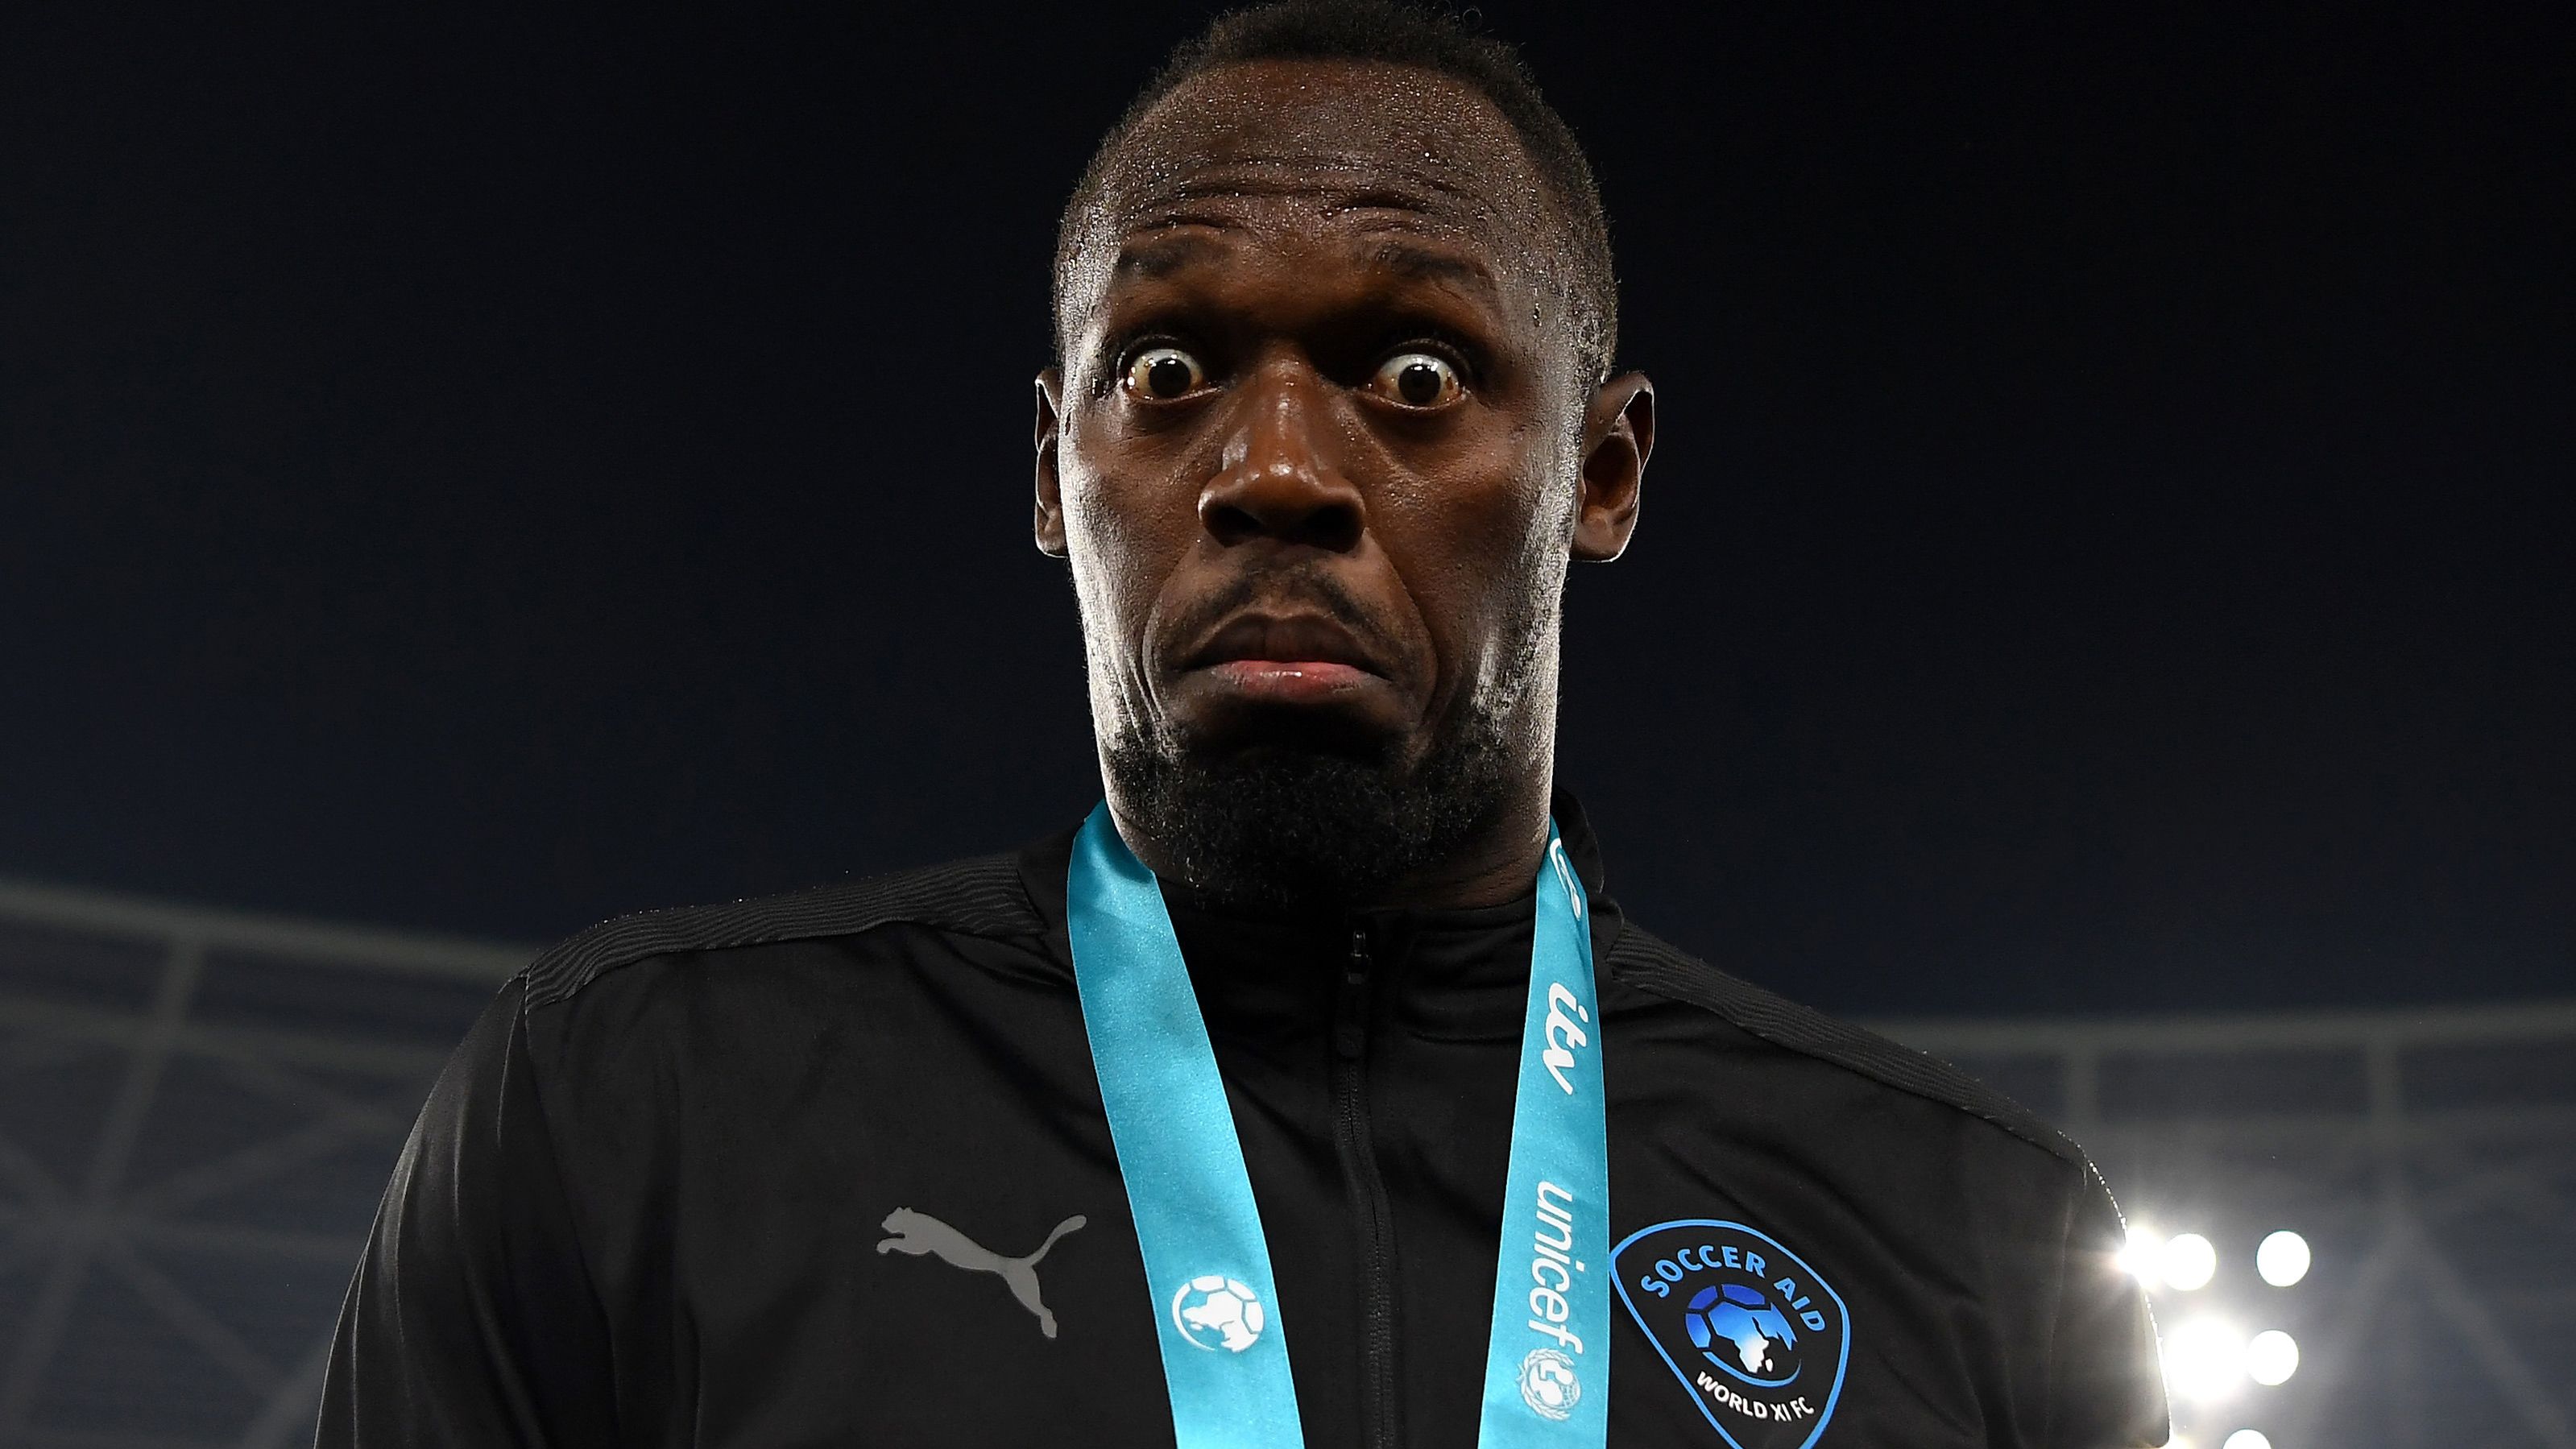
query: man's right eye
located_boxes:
[1122,346,1208,400]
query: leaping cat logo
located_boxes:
[876,1208,1087,1338]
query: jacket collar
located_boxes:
[1013,786,1623,1043]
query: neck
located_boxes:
[1351,780,1551,910]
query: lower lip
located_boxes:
[1200,658,1377,701]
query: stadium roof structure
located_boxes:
[1888,1005,2576,1448]
[1,874,2570,1447]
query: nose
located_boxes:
[1198,356,1364,553]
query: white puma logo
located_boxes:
[876,1208,1087,1338]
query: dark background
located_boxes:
[2,4,2568,1016]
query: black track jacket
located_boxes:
[321,797,2168,1447]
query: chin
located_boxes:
[1174,708,1409,770]
[1104,707,1513,912]
[1162,672,1419,760]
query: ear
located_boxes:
[1034,368,1068,558]
[1572,372,1655,562]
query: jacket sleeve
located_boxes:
[2045,1161,2171,1447]
[316,975,620,1445]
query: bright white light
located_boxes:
[2247,1330,2300,1385]
[2120,1225,2164,1281]
[2222,1431,2272,1449]
[2256,1231,2311,1287]
[2162,1317,2247,1401]
[2161,1232,2218,1291]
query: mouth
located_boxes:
[1178,613,1389,703]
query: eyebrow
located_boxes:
[1111,232,1500,304]
[1113,230,1236,280]
[1362,239,1497,300]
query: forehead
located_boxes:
[1065,60,1555,327]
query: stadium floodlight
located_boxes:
[2160,1232,2218,1291]
[2221,1431,2272,1449]
[2246,1330,2299,1386]
[2120,1225,2164,1282]
[2162,1317,2247,1401]
[2255,1230,2310,1287]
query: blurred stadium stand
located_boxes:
[0,876,2569,1447]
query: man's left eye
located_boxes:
[1368,351,1464,408]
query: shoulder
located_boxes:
[518,851,1046,1010]
[1605,921,2087,1170]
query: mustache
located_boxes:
[1162,563,1399,666]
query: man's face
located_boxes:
[1037,60,1650,891]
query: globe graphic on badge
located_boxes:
[1171,1275,1266,1352]
[1685,1281,1802,1387]
[1517,1348,1581,1420]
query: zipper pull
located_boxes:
[1334,924,1371,1058]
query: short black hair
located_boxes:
[1054,0,1618,387]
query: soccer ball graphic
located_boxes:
[1171,1276,1265,1352]
[1685,1281,1800,1385]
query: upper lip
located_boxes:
[1182,613,1386,677]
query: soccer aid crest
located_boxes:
[1613,1221,1850,1449]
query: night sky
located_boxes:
[4,5,2569,1016]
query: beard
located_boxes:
[1101,696,1519,915]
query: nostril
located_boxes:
[1301,500,1362,552]
[1203,501,1263,546]
[1199,496,1362,551]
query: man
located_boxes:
[321,3,2168,1446]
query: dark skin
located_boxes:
[1035,59,1656,909]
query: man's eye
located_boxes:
[1123,346,1208,400]
[1369,350,1464,408]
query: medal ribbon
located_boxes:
[1066,801,1609,1448]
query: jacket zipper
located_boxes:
[1331,923,1402,1449]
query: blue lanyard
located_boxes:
[1066,802,1609,1447]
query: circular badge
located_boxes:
[1170,1275,1266,1352]
[1518,1347,1582,1420]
